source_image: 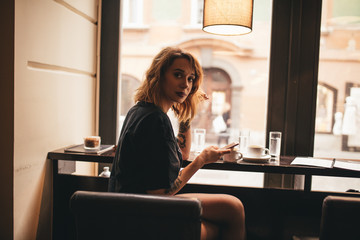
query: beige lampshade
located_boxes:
[202,0,253,36]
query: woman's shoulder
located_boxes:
[143,108,170,127]
[125,101,169,128]
[137,101,168,119]
[131,101,161,113]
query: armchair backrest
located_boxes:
[70,191,202,240]
[320,195,360,240]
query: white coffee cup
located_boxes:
[223,148,243,162]
[247,145,269,158]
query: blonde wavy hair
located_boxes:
[134,47,207,122]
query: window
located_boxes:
[119,0,273,187]
[122,0,144,27]
[120,0,272,147]
[315,83,337,134]
[120,74,140,116]
[190,0,203,26]
[211,91,226,115]
[108,0,360,191]
[313,0,360,192]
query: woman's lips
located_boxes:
[176,92,186,98]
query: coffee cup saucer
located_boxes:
[241,154,271,163]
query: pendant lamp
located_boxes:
[202,0,254,36]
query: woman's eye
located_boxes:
[174,73,182,78]
[188,77,194,82]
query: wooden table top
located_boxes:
[48,146,360,178]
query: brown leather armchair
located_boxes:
[70,191,202,240]
[319,195,360,240]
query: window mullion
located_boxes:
[265,0,322,189]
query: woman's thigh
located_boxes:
[177,193,245,223]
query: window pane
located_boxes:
[123,0,143,26]
[313,0,360,192]
[120,0,273,187]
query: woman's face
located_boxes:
[160,57,195,111]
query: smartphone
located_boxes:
[221,142,239,149]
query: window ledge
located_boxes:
[183,24,203,31]
[123,24,150,31]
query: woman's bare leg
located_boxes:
[177,193,246,240]
[201,219,220,240]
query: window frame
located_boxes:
[98,0,324,186]
[264,0,322,188]
[266,0,322,157]
[98,0,121,145]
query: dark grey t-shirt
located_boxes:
[108,101,182,193]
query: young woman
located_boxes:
[109,47,246,240]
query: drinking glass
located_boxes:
[193,128,206,153]
[84,136,101,149]
[269,131,282,161]
[239,130,250,154]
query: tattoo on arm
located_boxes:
[179,119,190,133]
[177,133,186,149]
[165,171,183,195]
[177,119,190,149]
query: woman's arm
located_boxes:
[147,146,230,195]
[177,119,191,160]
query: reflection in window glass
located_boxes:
[120,0,273,187]
[313,0,360,192]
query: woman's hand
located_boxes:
[195,146,231,167]
[147,146,230,196]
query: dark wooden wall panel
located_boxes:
[0,0,14,239]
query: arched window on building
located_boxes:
[192,68,232,144]
[315,82,337,133]
[342,82,360,152]
[120,74,141,116]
